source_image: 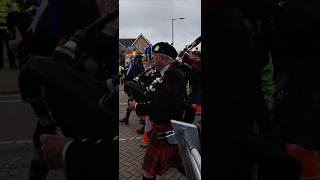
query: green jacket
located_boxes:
[262,60,275,109]
[119,65,124,75]
[0,0,20,30]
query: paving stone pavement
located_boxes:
[0,142,65,180]
[119,85,187,180]
[0,143,31,179]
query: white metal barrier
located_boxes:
[171,120,201,180]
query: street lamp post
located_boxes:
[171,17,185,47]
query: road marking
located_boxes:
[0,137,144,144]
[0,93,21,98]
[119,136,142,141]
[0,139,32,145]
[0,99,22,103]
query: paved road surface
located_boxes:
[0,93,64,179]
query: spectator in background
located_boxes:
[120,55,145,127]
[0,0,20,69]
[185,50,201,115]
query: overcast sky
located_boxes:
[120,0,201,51]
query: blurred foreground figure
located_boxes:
[19,6,119,180]
[203,0,302,179]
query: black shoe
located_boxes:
[140,144,147,148]
[142,175,156,180]
[136,126,144,134]
[139,119,145,125]
[119,118,129,124]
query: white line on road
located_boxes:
[119,136,142,141]
[0,137,144,144]
[0,139,32,145]
[0,93,21,97]
[0,99,22,103]
[0,136,144,144]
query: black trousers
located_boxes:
[0,29,16,68]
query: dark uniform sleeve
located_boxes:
[64,138,118,180]
[136,67,186,122]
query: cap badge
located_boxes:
[154,45,160,51]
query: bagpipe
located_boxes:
[20,7,119,136]
[18,9,118,180]
[176,36,201,72]
[124,36,201,123]
[123,66,160,102]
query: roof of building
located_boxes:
[120,33,151,48]
[119,39,136,48]
[132,33,151,45]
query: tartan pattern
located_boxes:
[142,124,184,176]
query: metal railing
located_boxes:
[171,121,201,180]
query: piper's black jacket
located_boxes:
[136,63,187,124]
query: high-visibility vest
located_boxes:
[262,59,275,109]
[119,65,124,75]
[0,0,20,30]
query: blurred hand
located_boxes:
[40,134,70,170]
[8,39,20,53]
[8,26,23,54]
[128,100,137,111]
[182,52,200,64]
[84,57,98,77]
[182,52,201,71]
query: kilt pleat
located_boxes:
[142,124,184,176]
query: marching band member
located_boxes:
[128,42,186,180]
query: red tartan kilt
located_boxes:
[142,123,184,176]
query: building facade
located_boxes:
[119,34,152,67]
